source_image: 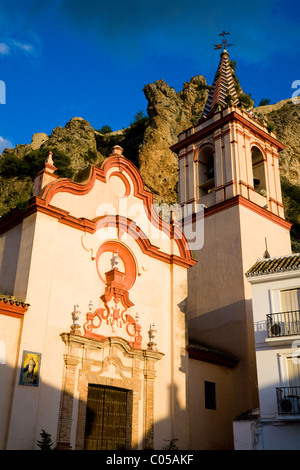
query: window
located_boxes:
[277,355,300,414]
[204,381,216,410]
[286,356,300,388]
[196,146,215,198]
[280,289,300,312]
[251,146,266,195]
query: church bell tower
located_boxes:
[171,33,292,426]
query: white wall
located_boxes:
[238,268,300,450]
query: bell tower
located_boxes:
[174,42,286,218]
[171,34,292,432]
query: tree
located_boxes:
[0,147,74,180]
[99,125,112,134]
[259,98,271,106]
[132,110,147,123]
[36,429,53,450]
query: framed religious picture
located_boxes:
[19,351,42,387]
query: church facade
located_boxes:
[0,145,195,450]
[0,44,295,450]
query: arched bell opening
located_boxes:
[251,146,267,196]
[196,145,215,198]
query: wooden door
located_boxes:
[84,384,131,450]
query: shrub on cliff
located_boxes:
[0,147,74,180]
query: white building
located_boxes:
[233,253,300,450]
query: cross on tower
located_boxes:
[214,31,234,50]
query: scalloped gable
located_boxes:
[0,146,195,269]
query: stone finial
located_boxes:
[147,323,157,351]
[109,145,124,157]
[46,151,54,166]
[70,304,82,335]
[33,150,58,196]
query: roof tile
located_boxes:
[246,253,300,277]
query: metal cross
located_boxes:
[214,31,234,50]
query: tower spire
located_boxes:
[203,32,240,117]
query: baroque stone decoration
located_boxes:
[83,251,142,349]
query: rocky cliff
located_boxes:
[0,77,299,250]
[254,99,300,251]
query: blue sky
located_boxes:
[0,0,300,153]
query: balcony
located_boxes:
[266,310,300,338]
[276,387,300,415]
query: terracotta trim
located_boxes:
[109,171,131,198]
[178,148,194,159]
[239,180,250,188]
[40,156,194,262]
[44,171,59,179]
[0,158,195,268]
[238,196,291,228]
[170,110,285,153]
[0,300,29,319]
[193,142,214,162]
[95,240,137,290]
[0,199,195,268]
[221,128,231,137]
[95,215,195,268]
[250,142,268,164]
[213,133,222,141]
[214,180,235,192]
[183,195,292,230]
[269,197,284,208]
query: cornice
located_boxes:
[181,195,292,231]
[0,298,29,319]
[170,110,285,153]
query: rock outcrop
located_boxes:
[0,77,299,249]
[254,99,300,251]
[138,76,209,203]
[254,99,300,184]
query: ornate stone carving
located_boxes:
[83,258,142,349]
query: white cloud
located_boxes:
[12,40,33,53]
[0,43,9,55]
[0,38,36,56]
[0,137,13,154]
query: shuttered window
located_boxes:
[280,289,300,312]
[286,357,300,388]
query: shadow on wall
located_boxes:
[0,357,190,450]
[5,349,299,451]
[187,299,255,360]
[142,383,189,451]
[0,225,22,295]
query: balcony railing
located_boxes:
[266,310,300,337]
[276,387,300,415]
